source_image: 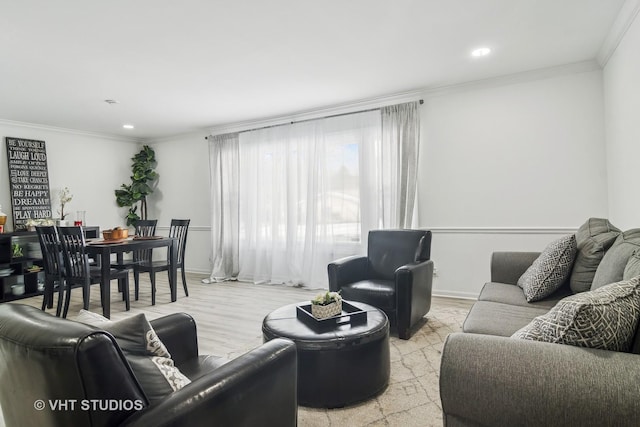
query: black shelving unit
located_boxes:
[0,227,99,302]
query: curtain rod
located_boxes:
[205,99,423,139]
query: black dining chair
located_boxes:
[130,219,158,300]
[35,226,65,317]
[111,219,158,287]
[57,226,132,318]
[134,219,190,305]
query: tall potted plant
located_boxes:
[115,145,158,226]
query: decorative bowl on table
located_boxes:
[102,227,129,241]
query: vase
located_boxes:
[311,300,342,319]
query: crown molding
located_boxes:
[423,60,600,98]
[597,0,640,66]
[145,129,209,145]
[0,118,144,143]
[207,90,424,136]
[207,60,599,137]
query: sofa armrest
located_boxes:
[328,255,368,291]
[440,333,640,427]
[490,251,540,285]
[150,313,198,366]
[396,260,433,338]
[123,338,297,427]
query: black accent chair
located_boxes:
[328,229,433,339]
[0,304,298,427]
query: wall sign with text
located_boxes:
[5,137,52,231]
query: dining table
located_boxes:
[85,236,178,318]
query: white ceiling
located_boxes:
[0,0,626,140]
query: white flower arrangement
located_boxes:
[57,187,73,220]
[311,291,342,306]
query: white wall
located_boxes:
[417,69,608,298]
[146,131,211,273]
[0,68,611,295]
[0,121,138,231]
[603,12,640,230]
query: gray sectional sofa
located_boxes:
[440,220,640,427]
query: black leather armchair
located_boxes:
[0,304,297,427]
[328,229,433,340]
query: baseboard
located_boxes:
[432,289,478,300]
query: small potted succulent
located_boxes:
[311,291,342,319]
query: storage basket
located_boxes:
[311,300,342,319]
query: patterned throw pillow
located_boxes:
[569,218,620,294]
[512,276,640,352]
[77,310,191,402]
[517,234,577,302]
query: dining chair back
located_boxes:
[133,218,158,261]
[57,226,93,317]
[169,219,190,296]
[35,226,64,317]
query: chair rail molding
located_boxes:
[156,225,210,232]
[428,226,577,235]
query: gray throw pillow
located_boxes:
[624,250,640,281]
[569,218,620,294]
[517,234,577,302]
[512,276,640,352]
[77,310,191,403]
[591,229,640,290]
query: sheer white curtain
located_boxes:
[205,101,421,287]
[237,111,381,287]
[380,101,421,228]
[206,132,240,282]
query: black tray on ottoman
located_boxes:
[296,301,367,331]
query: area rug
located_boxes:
[228,301,470,427]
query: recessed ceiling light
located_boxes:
[123,124,134,129]
[471,47,491,57]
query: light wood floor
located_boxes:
[9,272,474,358]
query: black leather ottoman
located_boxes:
[262,300,390,408]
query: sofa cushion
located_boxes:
[462,301,550,337]
[623,250,640,281]
[591,229,640,290]
[570,218,620,294]
[478,282,572,309]
[517,234,577,302]
[77,310,191,403]
[512,276,640,352]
